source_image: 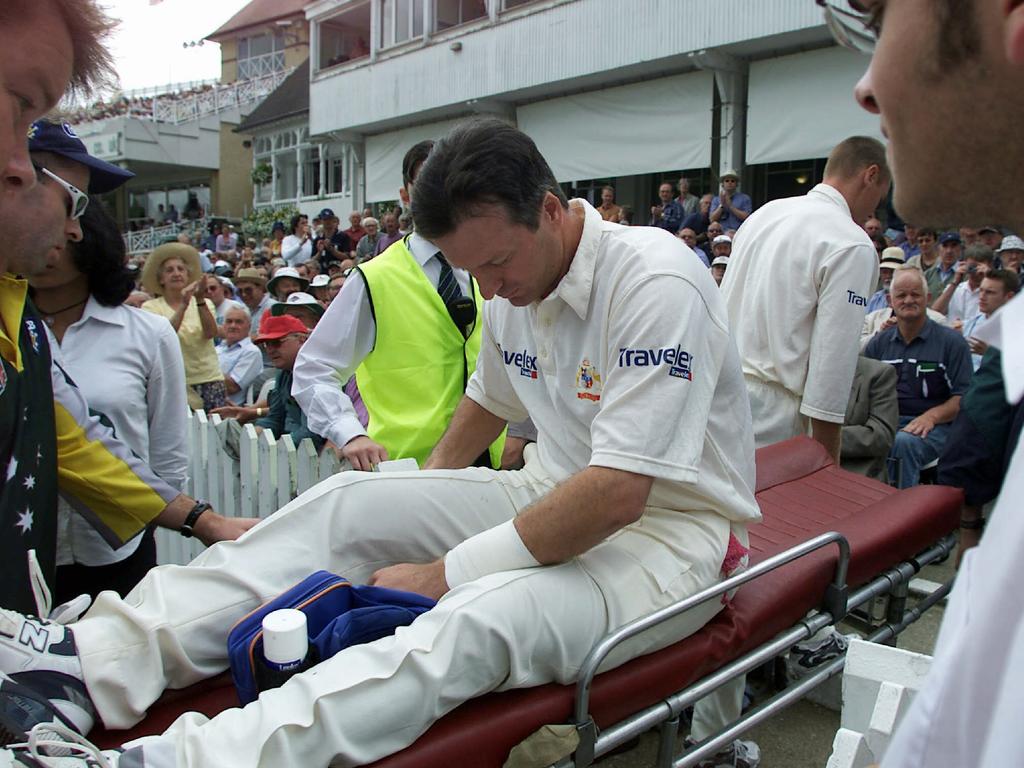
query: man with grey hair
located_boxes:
[217,304,263,405]
[355,216,381,262]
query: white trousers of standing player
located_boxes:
[744,375,809,449]
[74,449,740,767]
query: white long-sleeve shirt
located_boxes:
[54,298,189,565]
[292,232,472,448]
[281,234,312,267]
[720,183,879,423]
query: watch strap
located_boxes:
[180,501,212,538]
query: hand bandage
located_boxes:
[444,519,541,589]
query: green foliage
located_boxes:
[250,162,272,186]
[242,204,300,242]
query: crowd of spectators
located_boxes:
[63,83,220,124]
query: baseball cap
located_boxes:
[254,313,309,343]
[310,274,331,288]
[712,256,730,267]
[27,120,135,193]
[271,291,325,318]
[880,247,907,268]
[271,220,286,233]
[318,208,337,220]
[978,226,1000,235]
[938,232,961,245]
[713,235,733,245]
[997,235,1024,253]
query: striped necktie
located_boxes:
[436,252,463,305]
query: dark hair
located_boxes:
[823,136,891,184]
[984,269,1020,294]
[289,213,307,234]
[964,244,994,264]
[917,227,938,239]
[870,233,887,252]
[73,198,136,306]
[402,140,434,188]
[412,118,568,241]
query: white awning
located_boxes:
[365,118,465,203]
[746,47,883,165]
[516,71,714,182]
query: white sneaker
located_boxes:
[786,629,851,681]
[0,611,93,745]
[684,737,761,768]
[1,723,124,767]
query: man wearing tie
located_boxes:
[293,140,503,470]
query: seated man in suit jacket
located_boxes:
[841,356,900,483]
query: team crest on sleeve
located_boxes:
[575,358,602,402]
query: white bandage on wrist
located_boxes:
[444,519,541,589]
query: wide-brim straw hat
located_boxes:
[141,243,202,296]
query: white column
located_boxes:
[318,144,327,198]
[295,130,304,204]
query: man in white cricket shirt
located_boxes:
[720,137,890,462]
[0,119,761,768]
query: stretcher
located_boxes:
[91,436,961,766]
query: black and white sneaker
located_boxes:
[0,611,93,745]
[683,737,761,768]
[786,629,851,680]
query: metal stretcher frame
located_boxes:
[563,531,956,768]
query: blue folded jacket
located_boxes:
[227,570,436,704]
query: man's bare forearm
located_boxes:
[515,466,653,564]
[810,418,843,464]
[424,397,507,469]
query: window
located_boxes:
[381,0,424,48]
[434,0,487,31]
[502,0,536,9]
[318,1,372,69]
[303,146,321,197]
[238,32,285,80]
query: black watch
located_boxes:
[180,501,212,538]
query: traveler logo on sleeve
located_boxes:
[500,346,538,379]
[618,346,693,380]
[575,359,602,401]
[846,290,867,307]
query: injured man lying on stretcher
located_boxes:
[0,119,761,768]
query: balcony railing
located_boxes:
[150,67,295,125]
[123,217,210,256]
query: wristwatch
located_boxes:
[180,501,212,538]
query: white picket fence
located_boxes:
[155,411,342,566]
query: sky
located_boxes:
[102,0,252,95]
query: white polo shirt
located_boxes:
[947,280,981,324]
[720,183,879,423]
[466,199,759,523]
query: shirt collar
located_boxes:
[808,183,853,217]
[999,293,1024,403]
[77,295,125,327]
[547,199,601,320]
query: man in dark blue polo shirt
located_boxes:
[865,267,972,488]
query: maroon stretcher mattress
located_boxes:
[91,437,961,765]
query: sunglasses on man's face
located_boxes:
[816,0,881,55]
[33,163,89,220]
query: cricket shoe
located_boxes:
[683,736,761,768]
[0,611,93,745]
[1,723,128,767]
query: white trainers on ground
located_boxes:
[785,629,851,681]
[0,611,93,746]
[684,736,761,768]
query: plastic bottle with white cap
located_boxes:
[258,608,317,691]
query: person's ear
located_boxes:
[399,186,411,206]
[1005,0,1024,65]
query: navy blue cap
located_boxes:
[27,120,134,194]
[271,220,286,233]
[938,232,961,245]
[318,208,336,220]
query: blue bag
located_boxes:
[227,570,436,704]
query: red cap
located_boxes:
[254,313,308,342]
